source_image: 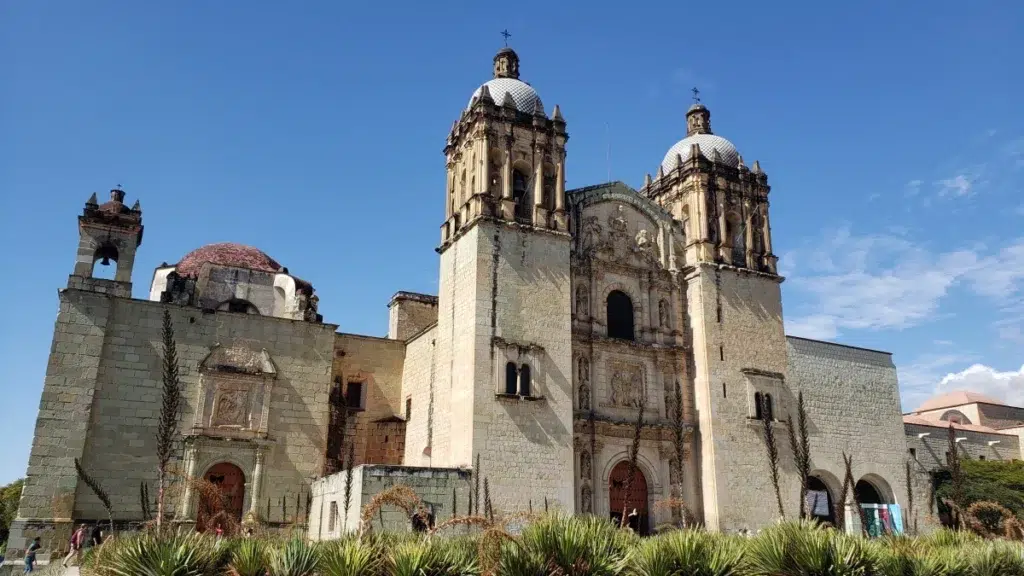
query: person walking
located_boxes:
[23,537,41,573]
[62,525,87,568]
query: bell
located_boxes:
[100,256,111,266]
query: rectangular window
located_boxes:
[406,397,412,420]
[328,501,339,531]
[346,381,364,410]
[909,447,916,459]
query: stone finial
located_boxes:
[86,192,98,206]
[533,97,545,117]
[644,173,652,187]
[656,165,664,180]
[478,84,493,105]
[502,92,517,109]
[737,155,747,170]
[690,143,703,160]
[552,104,563,121]
[675,153,684,168]
[711,149,722,163]
[131,199,141,212]
[752,160,762,174]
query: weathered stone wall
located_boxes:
[195,265,278,314]
[400,326,436,467]
[309,465,471,540]
[388,293,439,341]
[6,287,335,560]
[469,221,575,514]
[688,265,793,531]
[788,337,911,530]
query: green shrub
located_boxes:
[627,528,743,576]
[267,537,320,576]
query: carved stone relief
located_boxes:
[658,300,669,328]
[581,484,593,513]
[607,360,644,408]
[212,389,248,427]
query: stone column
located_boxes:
[555,158,565,211]
[533,159,545,209]
[502,147,512,200]
[481,136,490,197]
[249,448,265,516]
[178,445,199,519]
[744,211,754,268]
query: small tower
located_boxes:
[440,46,568,248]
[72,187,144,286]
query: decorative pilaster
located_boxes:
[178,444,199,520]
[249,448,266,516]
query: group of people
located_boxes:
[55,523,105,571]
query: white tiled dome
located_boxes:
[660,133,739,171]
[468,78,542,114]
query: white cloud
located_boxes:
[898,352,980,412]
[935,364,1024,408]
[785,227,1024,338]
[936,174,974,197]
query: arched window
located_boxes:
[754,392,764,419]
[764,394,774,421]
[512,168,530,223]
[606,290,635,341]
[940,410,972,425]
[728,217,746,266]
[519,364,531,396]
[505,362,518,395]
[220,299,259,315]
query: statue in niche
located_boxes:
[580,451,592,479]
[608,205,628,234]
[576,285,589,317]
[579,383,590,410]
[581,485,593,513]
[658,300,669,328]
[635,229,654,252]
[578,357,591,410]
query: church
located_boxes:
[6,45,922,558]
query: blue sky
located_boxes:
[2,1,1023,485]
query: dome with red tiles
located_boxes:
[176,243,282,278]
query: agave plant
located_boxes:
[88,530,223,576]
[872,542,970,576]
[266,537,320,576]
[499,514,633,576]
[388,536,479,576]
[744,520,876,576]
[227,538,268,576]
[318,537,380,576]
[968,540,1024,576]
[627,529,743,576]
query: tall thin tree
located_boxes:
[473,453,481,517]
[75,458,113,534]
[760,394,784,519]
[343,441,355,525]
[670,379,688,525]
[947,422,966,527]
[905,460,915,535]
[786,391,812,518]
[156,310,183,534]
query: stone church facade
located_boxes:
[6,46,918,560]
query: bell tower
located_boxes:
[428,46,575,512]
[72,187,144,293]
[641,101,794,530]
[440,46,568,247]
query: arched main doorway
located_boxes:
[609,461,649,535]
[197,462,245,533]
